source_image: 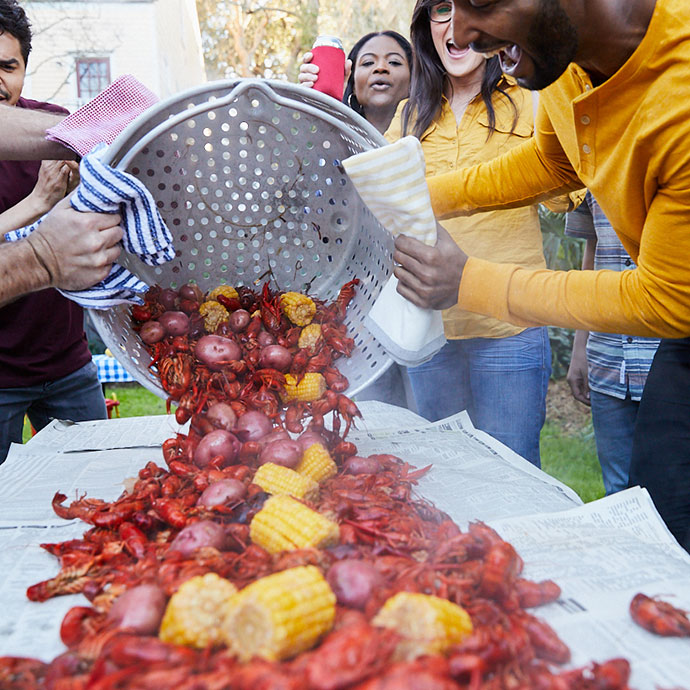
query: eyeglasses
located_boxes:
[428,1,452,23]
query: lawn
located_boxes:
[23,379,603,504]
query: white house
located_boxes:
[23,0,206,110]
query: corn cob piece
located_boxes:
[296,443,337,483]
[199,300,229,332]
[253,462,319,500]
[372,592,473,660]
[298,323,323,351]
[250,494,339,554]
[159,573,237,648]
[207,285,239,301]
[280,292,316,326]
[282,372,327,403]
[221,565,336,662]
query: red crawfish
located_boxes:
[629,592,690,636]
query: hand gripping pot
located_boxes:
[90,79,396,399]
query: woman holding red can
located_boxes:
[299,31,412,135]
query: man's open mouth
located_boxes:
[498,44,523,72]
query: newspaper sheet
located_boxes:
[491,488,690,689]
[0,404,688,688]
[28,415,186,452]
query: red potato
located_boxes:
[229,309,251,333]
[196,479,247,507]
[193,429,240,468]
[257,330,276,347]
[297,431,327,452]
[159,288,178,311]
[206,402,238,431]
[179,283,204,302]
[343,456,382,475]
[168,520,227,556]
[258,439,302,469]
[107,583,167,634]
[158,311,190,336]
[194,335,241,371]
[233,410,273,442]
[259,344,292,372]
[259,428,291,446]
[326,560,382,610]
[139,320,165,345]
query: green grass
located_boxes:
[540,421,604,503]
[24,383,605,504]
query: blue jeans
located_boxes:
[407,328,551,467]
[589,390,639,495]
[0,361,107,464]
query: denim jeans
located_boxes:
[629,337,690,552]
[355,362,416,410]
[589,390,639,495]
[0,360,107,463]
[407,327,551,467]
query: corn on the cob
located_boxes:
[250,494,339,554]
[280,292,316,326]
[372,592,473,660]
[296,443,337,483]
[282,372,327,403]
[298,323,323,351]
[207,285,239,301]
[221,565,336,662]
[159,573,237,648]
[199,300,229,332]
[253,462,319,500]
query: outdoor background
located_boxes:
[20,0,600,501]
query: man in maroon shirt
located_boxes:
[0,0,107,462]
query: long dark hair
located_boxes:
[402,0,517,140]
[342,31,413,117]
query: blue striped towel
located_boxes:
[4,144,174,308]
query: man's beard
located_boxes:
[521,0,578,90]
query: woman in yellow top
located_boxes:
[385,0,550,467]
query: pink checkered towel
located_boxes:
[45,74,159,157]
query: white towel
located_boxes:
[341,136,446,366]
[5,144,174,308]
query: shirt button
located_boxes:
[582,144,591,154]
[581,115,591,125]
[625,258,632,266]
[626,337,633,344]
[585,84,592,90]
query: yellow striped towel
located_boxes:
[341,137,445,367]
[341,136,436,246]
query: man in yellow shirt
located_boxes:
[392,0,690,551]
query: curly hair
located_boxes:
[0,0,32,65]
[342,31,413,117]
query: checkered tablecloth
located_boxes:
[93,354,135,383]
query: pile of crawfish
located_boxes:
[0,279,654,690]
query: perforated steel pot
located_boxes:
[90,79,395,398]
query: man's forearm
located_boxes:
[0,240,51,306]
[0,107,73,160]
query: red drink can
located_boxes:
[311,36,346,101]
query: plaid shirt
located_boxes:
[565,193,660,400]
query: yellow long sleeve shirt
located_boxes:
[386,85,545,339]
[427,0,690,338]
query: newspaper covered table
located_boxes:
[0,402,688,689]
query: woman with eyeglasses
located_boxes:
[385,0,555,467]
